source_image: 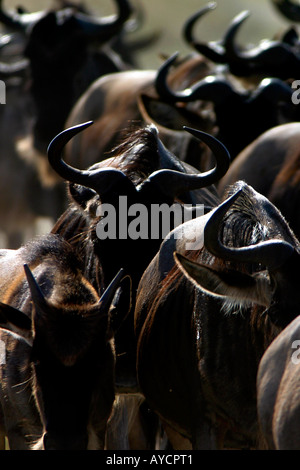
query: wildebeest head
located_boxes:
[49,121,230,388]
[0,264,131,450]
[8,0,133,152]
[49,121,230,287]
[175,181,300,328]
[155,52,293,159]
[183,2,300,80]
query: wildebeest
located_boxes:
[155,52,293,160]
[134,180,300,449]
[64,57,215,172]
[64,54,292,173]
[270,0,300,22]
[0,0,134,248]
[47,120,230,450]
[48,121,230,390]
[218,122,300,240]
[184,2,300,80]
[257,314,300,450]
[0,59,51,249]
[64,14,294,173]
[14,0,133,156]
[0,233,130,450]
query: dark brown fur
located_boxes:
[65,56,215,171]
[219,122,300,240]
[0,234,126,449]
[135,182,300,449]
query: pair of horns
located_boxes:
[0,265,130,336]
[47,121,230,199]
[155,52,293,106]
[0,0,132,39]
[183,2,300,78]
[24,264,128,318]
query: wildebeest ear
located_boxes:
[174,252,272,307]
[68,182,96,209]
[137,93,210,132]
[24,264,49,314]
[0,302,33,344]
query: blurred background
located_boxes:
[2,0,294,69]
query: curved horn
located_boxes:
[98,268,131,312]
[182,2,229,63]
[141,127,231,197]
[0,32,12,47]
[47,121,132,193]
[0,0,46,31]
[183,2,216,44]
[0,57,29,77]
[203,190,294,270]
[155,52,235,104]
[246,77,292,104]
[271,0,300,22]
[222,11,298,76]
[0,33,29,77]
[122,0,145,34]
[183,5,252,65]
[74,0,132,40]
[221,10,250,59]
[0,0,132,36]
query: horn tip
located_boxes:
[117,267,125,277]
[63,120,94,135]
[23,264,35,283]
[23,263,30,275]
[78,120,94,130]
[23,263,36,286]
[208,1,217,10]
[168,51,179,62]
[236,10,250,20]
[183,126,205,139]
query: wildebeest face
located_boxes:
[49,122,230,287]
[31,309,115,450]
[0,265,130,449]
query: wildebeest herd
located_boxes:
[0,0,300,450]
